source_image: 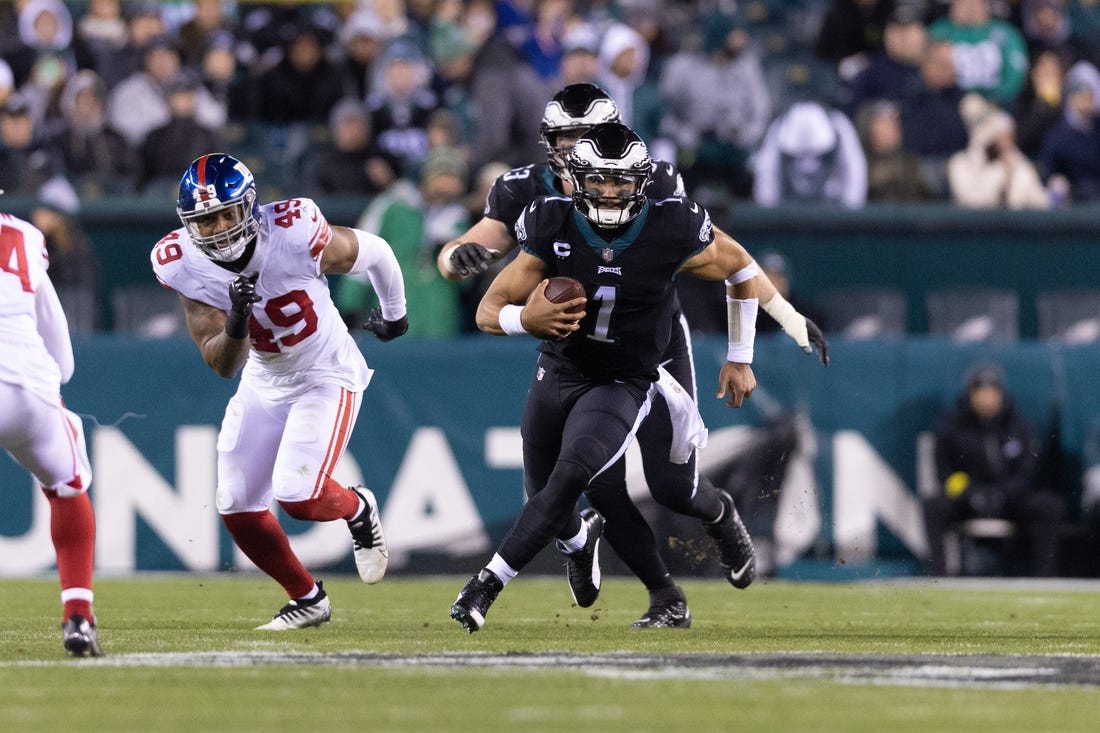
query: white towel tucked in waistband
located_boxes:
[653,366,708,464]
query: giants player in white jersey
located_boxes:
[152,154,407,630]
[0,206,101,656]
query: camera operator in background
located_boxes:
[923,364,1066,576]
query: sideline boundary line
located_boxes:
[9,651,1099,689]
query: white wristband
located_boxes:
[438,243,459,276]
[726,296,758,363]
[725,261,760,286]
[499,304,528,335]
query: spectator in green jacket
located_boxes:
[337,148,469,337]
[928,0,1029,106]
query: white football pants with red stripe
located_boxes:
[0,381,92,495]
[214,379,361,514]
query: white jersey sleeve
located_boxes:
[35,275,74,383]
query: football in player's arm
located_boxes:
[450,123,764,632]
[436,85,827,366]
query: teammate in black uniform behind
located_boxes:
[450,123,768,633]
[441,84,826,629]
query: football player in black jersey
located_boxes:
[443,83,825,629]
[450,123,767,633]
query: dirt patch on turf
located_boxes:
[29,651,1100,689]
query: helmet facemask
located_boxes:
[178,188,259,262]
[176,154,261,263]
[568,123,652,228]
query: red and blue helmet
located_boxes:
[176,153,260,262]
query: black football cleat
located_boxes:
[559,508,604,607]
[703,490,756,589]
[632,586,692,629]
[62,614,104,657]
[450,569,504,633]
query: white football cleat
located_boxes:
[255,582,331,630]
[348,487,388,583]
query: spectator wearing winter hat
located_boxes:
[7,0,74,86]
[753,101,868,208]
[367,42,439,178]
[136,69,221,194]
[428,0,482,99]
[108,35,226,148]
[57,69,135,196]
[948,93,1049,209]
[923,363,1065,577]
[303,97,399,196]
[556,26,600,86]
[337,147,469,337]
[1038,60,1100,202]
[256,22,345,124]
[1021,0,1090,64]
[74,0,128,79]
[336,11,387,101]
[857,99,934,202]
[658,12,771,198]
[597,21,649,126]
[0,93,68,197]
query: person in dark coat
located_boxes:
[136,71,220,193]
[255,23,344,124]
[1038,60,1100,202]
[923,364,1066,577]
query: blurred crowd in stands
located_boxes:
[6,0,1100,336]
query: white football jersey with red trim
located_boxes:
[152,198,372,396]
[0,212,65,397]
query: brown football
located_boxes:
[543,277,586,313]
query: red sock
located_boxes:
[45,489,95,622]
[279,478,361,522]
[221,510,315,599]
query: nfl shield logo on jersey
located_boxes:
[601,248,614,262]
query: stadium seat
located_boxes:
[110,284,184,337]
[816,287,907,339]
[1036,290,1100,343]
[925,287,1019,343]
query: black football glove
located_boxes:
[364,307,408,342]
[449,242,500,277]
[225,273,261,339]
[805,316,829,367]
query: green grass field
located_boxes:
[1,574,1098,732]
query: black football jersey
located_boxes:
[484,161,686,229]
[517,195,713,380]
